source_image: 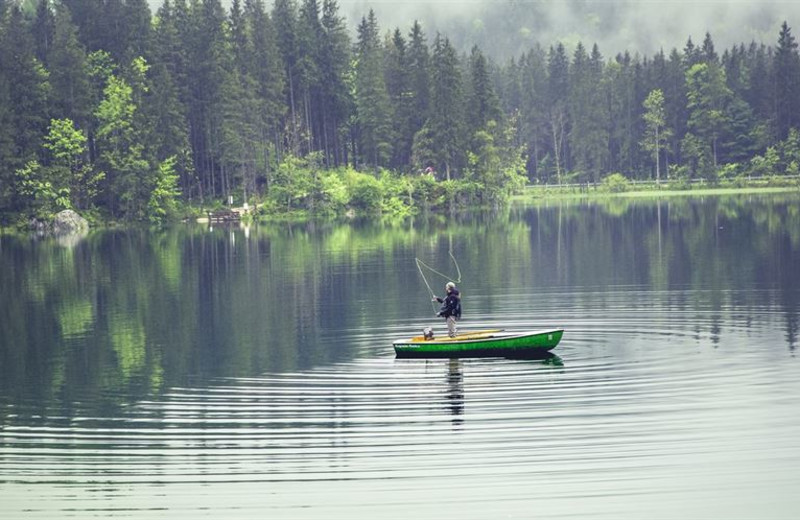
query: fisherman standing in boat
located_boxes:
[433,282,461,338]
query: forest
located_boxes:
[0,0,799,224]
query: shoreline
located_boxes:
[514,184,800,203]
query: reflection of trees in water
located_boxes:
[1,195,799,411]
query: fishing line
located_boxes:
[415,250,462,312]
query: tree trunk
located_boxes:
[655,124,660,184]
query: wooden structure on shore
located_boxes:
[206,209,241,223]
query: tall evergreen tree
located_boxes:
[406,20,430,158]
[353,10,392,168]
[546,43,569,182]
[429,33,465,180]
[701,32,718,64]
[272,0,301,153]
[568,43,608,182]
[184,0,229,199]
[585,44,610,182]
[32,0,55,64]
[684,62,732,173]
[467,45,502,134]
[683,36,702,67]
[663,47,689,168]
[0,5,51,210]
[317,0,351,167]
[221,0,261,202]
[47,5,92,131]
[151,0,194,196]
[518,45,548,180]
[244,0,286,182]
[774,22,800,140]
[297,0,324,155]
[384,28,412,169]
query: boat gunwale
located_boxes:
[393,328,564,347]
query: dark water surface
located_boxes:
[2,194,799,518]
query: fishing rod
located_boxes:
[415,249,462,312]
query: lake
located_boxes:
[2,193,799,519]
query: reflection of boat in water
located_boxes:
[394,328,564,358]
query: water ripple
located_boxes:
[3,297,800,518]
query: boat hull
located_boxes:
[393,328,564,358]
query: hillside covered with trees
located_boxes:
[0,0,799,224]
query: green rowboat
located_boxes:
[393,328,564,358]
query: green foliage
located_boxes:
[43,118,104,210]
[685,62,731,169]
[269,153,313,210]
[94,67,153,219]
[345,169,383,213]
[44,118,87,165]
[667,164,692,190]
[429,34,465,180]
[464,120,527,204]
[15,160,72,219]
[681,132,714,180]
[353,10,393,168]
[641,89,673,181]
[317,170,350,214]
[600,172,632,193]
[742,129,800,179]
[409,172,439,206]
[148,156,181,225]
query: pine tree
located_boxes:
[47,4,92,130]
[151,0,193,197]
[685,62,732,173]
[318,0,351,166]
[244,0,286,182]
[272,0,301,153]
[663,47,689,168]
[546,43,569,182]
[774,22,800,140]
[222,0,261,203]
[467,45,502,134]
[568,43,609,184]
[297,0,323,155]
[701,32,718,64]
[683,37,702,68]
[32,0,55,64]
[185,0,229,199]
[429,33,465,180]
[518,45,549,181]
[384,28,412,169]
[353,10,392,168]
[0,5,51,210]
[585,44,610,182]
[406,20,430,159]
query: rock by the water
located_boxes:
[52,210,89,235]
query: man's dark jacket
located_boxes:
[436,288,461,318]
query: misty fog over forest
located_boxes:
[340,0,800,57]
[140,0,800,58]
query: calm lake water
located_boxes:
[2,193,800,519]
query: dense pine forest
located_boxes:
[1,0,799,224]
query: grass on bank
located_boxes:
[515,174,800,203]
